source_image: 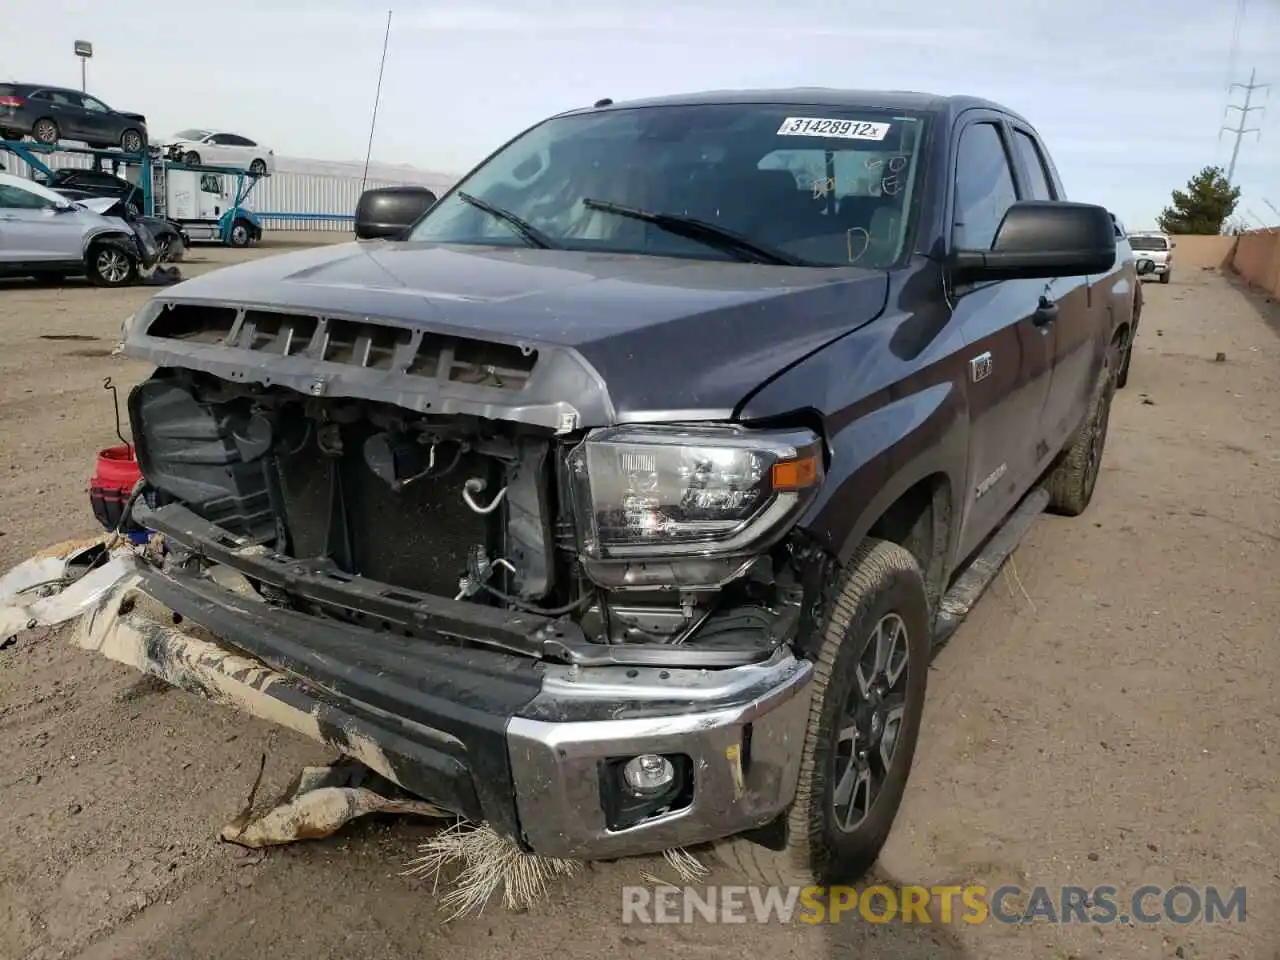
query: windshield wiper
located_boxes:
[456,191,557,249]
[581,197,809,266]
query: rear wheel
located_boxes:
[120,128,144,153]
[1115,336,1133,389]
[717,539,930,885]
[86,241,138,287]
[32,118,59,145]
[1045,344,1118,516]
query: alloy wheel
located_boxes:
[832,612,912,833]
[96,249,130,284]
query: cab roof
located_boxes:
[568,88,1031,128]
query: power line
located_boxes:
[1220,67,1269,185]
[1225,0,1247,93]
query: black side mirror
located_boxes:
[355,186,438,241]
[1135,258,1156,276]
[951,200,1117,283]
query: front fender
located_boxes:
[80,226,136,259]
[740,314,970,567]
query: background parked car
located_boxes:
[1128,231,1174,284]
[164,129,274,175]
[38,168,144,216]
[0,84,148,152]
[0,172,159,286]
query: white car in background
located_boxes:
[163,129,275,176]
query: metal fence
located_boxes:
[0,148,459,232]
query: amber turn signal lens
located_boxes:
[771,454,821,491]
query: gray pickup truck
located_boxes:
[1,88,1145,887]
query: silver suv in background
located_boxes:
[0,172,159,286]
[1127,231,1174,284]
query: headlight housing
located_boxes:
[566,424,823,587]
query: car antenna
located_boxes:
[102,377,131,453]
[360,9,394,195]
[593,98,613,108]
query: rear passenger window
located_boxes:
[952,123,1017,251]
[1013,130,1054,201]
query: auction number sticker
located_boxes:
[776,117,891,141]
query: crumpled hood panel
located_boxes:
[145,240,890,418]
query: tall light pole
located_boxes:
[74,40,93,92]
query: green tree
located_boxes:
[1156,166,1241,235]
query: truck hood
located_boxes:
[138,240,890,420]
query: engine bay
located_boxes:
[127,369,812,656]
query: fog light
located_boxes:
[622,754,675,797]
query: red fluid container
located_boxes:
[90,444,142,531]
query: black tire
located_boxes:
[717,538,931,886]
[120,128,145,153]
[227,219,252,248]
[249,158,267,175]
[1045,343,1118,516]
[160,234,186,263]
[86,240,138,287]
[183,151,201,165]
[1115,335,1133,390]
[1159,272,1170,285]
[32,118,59,145]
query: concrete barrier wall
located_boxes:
[1231,230,1280,298]
[1167,235,1237,270]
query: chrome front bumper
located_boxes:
[509,655,813,859]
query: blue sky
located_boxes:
[5,0,1278,229]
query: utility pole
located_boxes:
[1221,68,1269,185]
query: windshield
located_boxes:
[407,104,929,268]
[173,129,211,141]
[1128,235,1169,251]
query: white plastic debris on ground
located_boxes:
[0,537,138,640]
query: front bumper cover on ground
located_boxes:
[1,539,813,860]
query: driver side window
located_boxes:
[952,122,1017,251]
[0,184,52,209]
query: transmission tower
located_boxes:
[1221,68,1269,185]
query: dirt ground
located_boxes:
[0,239,1277,960]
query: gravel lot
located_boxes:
[1,240,1277,960]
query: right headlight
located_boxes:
[565,424,824,581]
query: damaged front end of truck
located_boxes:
[2,291,836,862]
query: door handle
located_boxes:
[1033,296,1058,326]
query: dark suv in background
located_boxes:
[0,83,148,152]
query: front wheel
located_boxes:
[717,539,930,886]
[1159,272,1170,285]
[249,158,267,175]
[120,128,144,153]
[183,151,201,165]
[227,219,252,248]
[86,241,138,287]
